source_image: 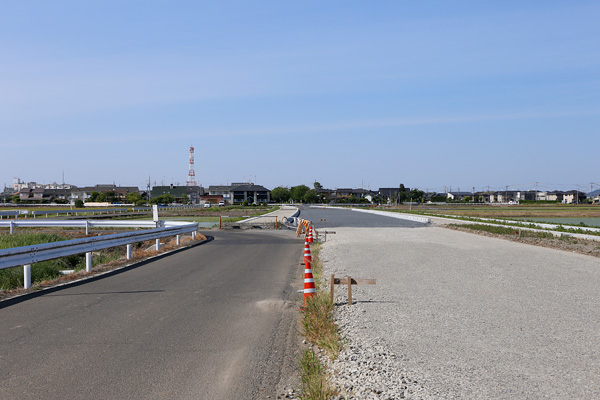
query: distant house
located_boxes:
[231,184,270,204]
[44,188,72,202]
[151,185,204,204]
[562,190,586,204]
[71,184,140,202]
[208,186,233,204]
[446,192,472,201]
[18,188,45,202]
[200,194,223,205]
[316,189,334,202]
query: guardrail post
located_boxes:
[86,252,92,272]
[10,220,14,235]
[192,231,196,240]
[126,244,132,260]
[24,264,31,289]
[155,239,160,251]
[85,221,90,235]
[176,235,181,245]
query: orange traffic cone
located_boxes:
[303,260,316,302]
[307,225,314,243]
[304,241,312,263]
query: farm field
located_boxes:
[391,204,600,221]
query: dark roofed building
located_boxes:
[231,184,270,204]
[151,185,204,204]
[44,188,72,202]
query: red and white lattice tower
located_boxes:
[186,146,198,186]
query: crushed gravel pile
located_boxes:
[319,226,600,399]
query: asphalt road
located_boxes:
[297,206,426,229]
[0,230,303,400]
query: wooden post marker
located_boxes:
[330,274,376,305]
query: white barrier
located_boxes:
[351,208,431,224]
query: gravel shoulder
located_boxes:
[320,226,600,399]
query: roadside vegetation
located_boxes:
[384,208,600,237]
[298,243,341,399]
[0,232,125,291]
[447,223,600,258]
[447,223,556,239]
[0,229,207,295]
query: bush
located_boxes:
[74,199,84,208]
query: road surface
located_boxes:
[0,230,303,400]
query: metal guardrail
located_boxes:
[0,204,202,219]
[0,219,191,234]
[132,205,203,212]
[0,223,198,271]
[0,219,199,290]
[31,208,128,217]
[0,210,28,218]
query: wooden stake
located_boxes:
[348,275,352,305]
[330,274,335,304]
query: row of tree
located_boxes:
[270,182,427,205]
[270,184,325,204]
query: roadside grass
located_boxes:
[387,209,600,237]
[298,242,341,399]
[448,223,556,239]
[299,348,338,400]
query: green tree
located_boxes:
[105,191,116,203]
[408,189,425,203]
[88,191,100,202]
[125,192,146,206]
[150,194,174,204]
[313,181,323,190]
[181,193,189,204]
[271,186,291,203]
[303,189,319,204]
[125,192,142,204]
[396,184,409,204]
[74,199,84,208]
[290,185,310,202]
[12,195,20,204]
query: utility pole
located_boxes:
[147,175,151,202]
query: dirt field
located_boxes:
[445,224,600,258]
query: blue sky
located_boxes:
[1,1,599,193]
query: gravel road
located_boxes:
[320,226,600,399]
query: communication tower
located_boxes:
[187,146,198,186]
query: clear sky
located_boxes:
[2,1,599,194]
